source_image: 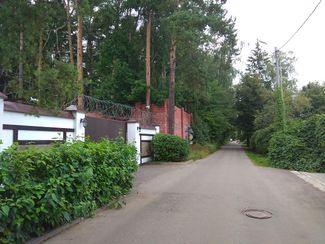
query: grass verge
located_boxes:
[244,148,271,167]
[188,143,218,160]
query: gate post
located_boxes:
[74,111,86,141]
[127,120,141,164]
[65,104,86,141]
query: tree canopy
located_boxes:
[0,0,238,145]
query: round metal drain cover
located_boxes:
[242,209,272,219]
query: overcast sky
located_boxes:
[225,0,325,88]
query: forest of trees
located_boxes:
[2,1,323,151]
[236,40,325,172]
[0,0,238,145]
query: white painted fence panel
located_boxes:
[3,111,74,129]
[18,131,64,141]
[0,97,85,152]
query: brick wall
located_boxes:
[134,100,192,139]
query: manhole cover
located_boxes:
[242,209,272,219]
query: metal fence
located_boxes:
[65,95,157,127]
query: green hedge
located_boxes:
[268,132,309,170]
[268,114,325,172]
[250,126,275,155]
[152,133,189,162]
[0,139,137,243]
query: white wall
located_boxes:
[74,111,86,141]
[18,131,64,141]
[1,130,12,150]
[2,111,74,128]
[0,105,85,152]
[127,122,141,164]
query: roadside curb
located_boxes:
[26,218,84,244]
[291,171,325,192]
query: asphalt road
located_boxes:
[45,143,325,244]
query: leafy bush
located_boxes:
[250,126,275,155]
[152,133,189,162]
[315,115,325,170]
[315,114,325,149]
[287,115,325,171]
[0,139,137,243]
[268,132,310,171]
[253,114,325,172]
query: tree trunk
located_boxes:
[37,30,43,72]
[77,14,83,82]
[37,29,43,98]
[168,37,176,134]
[161,63,166,88]
[145,11,152,110]
[65,0,74,65]
[77,1,83,109]
[167,0,180,134]
[87,32,94,78]
[86,13,94,80]
[18,29,24,98]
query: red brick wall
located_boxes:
[134,100,192,139]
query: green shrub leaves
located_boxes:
[0,139,137,243]
[152,134,189,162]
[268,133,308,170]
[268,114,325,172]
[250,126,275,155]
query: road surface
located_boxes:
[46,143,325,244]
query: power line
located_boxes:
[279,0,322,50]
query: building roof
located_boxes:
[4,101,74,119]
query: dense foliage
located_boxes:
[152,133,189,162]
[236,40,325,172]
[235,74,267,144]
[268,114,325,172]
[268,132,308,171]
[0,139,137,243]
[0,0,238,145]
[250,126,275,155]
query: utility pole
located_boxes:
[275,48,286,131]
